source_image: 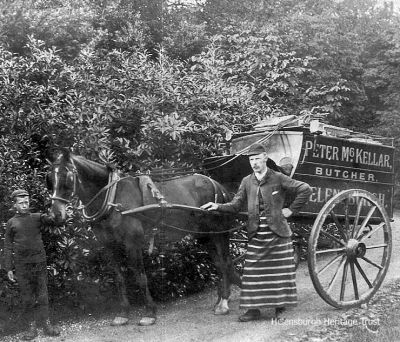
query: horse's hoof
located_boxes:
[139,317,156,326]
[111,316,129,326]
[214,307,229,315]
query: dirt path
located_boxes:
[12,210,400,342]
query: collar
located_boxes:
[251,168,274,185]
[254,169,268,181]
[14,211,30,217]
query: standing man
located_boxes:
[201,143,311,322]
[4,189,60,340]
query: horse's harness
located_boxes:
[50,118,288,228]
[51,159,126,221]
[50,159,240,237]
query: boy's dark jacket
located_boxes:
[218,169,312,237]
[4,212,54,270]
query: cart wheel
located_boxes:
[308,189,392,308]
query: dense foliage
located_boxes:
[1,0,400,310]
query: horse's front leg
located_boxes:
[105,245,131,326]
[121,217,157,326]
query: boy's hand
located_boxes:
[7,270,15,282]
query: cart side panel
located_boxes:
[295,133,395,219]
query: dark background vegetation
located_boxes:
[0,0,400,320]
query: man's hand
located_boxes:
[7,270,15,282]
[282,208,293,218]
[201,202,219,211]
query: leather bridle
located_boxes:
[50,162,78,204]
[50,158,125,221]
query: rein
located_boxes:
[51,158,130,222]
[133,211,244,235]
[132,124,283,179]
[51,117,296,221]
[79,171,128,221]
[51,156,246,238]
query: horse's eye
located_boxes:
[65,171,74,189]
[46,172,53,192]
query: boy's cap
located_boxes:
[11,189,29,198]
[246,143,267,156]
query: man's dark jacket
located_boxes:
[218,168,312,237]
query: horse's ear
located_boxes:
[61,147,71,159]
[47,150,59,164]
[46,148,69,163]
[43,145,59,164]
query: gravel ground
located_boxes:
[277,278,400,342]
[3,279,400,342]
[1,210,400,342]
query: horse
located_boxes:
[47,150,241,326]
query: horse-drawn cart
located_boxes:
[204,116,395,309]
[49,116,395,325]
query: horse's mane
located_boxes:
[71,155,109,181]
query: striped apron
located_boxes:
[239,216,297,309]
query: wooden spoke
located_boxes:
[315,247,346,255]
[350,261,359,300]
[340,260,349,301]
[308,189,391,309]
[358,222,385,241]
[361,256,384,270]
[354,259,373,288]
[354,205,377,238]
[317,254,344,276]
[327,257,346,294]
[320,229,346,246]
[365,244,388,250]
[351,199,363,238]
[330,210,347,242]
[344,199,350,240]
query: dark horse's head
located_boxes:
[47,149,77,224]
[48,149,109,224]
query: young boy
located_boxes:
[4,189,60,340]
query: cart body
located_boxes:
[204,118,395,309]
[204,123,395,221]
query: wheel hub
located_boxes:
[346,239,366,259]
